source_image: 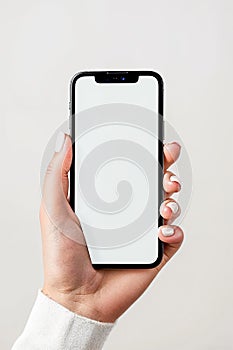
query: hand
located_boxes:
[40,133,183,323]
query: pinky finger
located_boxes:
[157,225,184,268]
[158,225,184,245]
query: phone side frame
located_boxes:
[69,70,164,269]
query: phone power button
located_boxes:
[69,116,72,130]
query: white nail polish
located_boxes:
[55,131,65,152]
[161,227,174,237]
[170,175,180,184]
[166,202,179,214]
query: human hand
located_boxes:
[40,133,183,323]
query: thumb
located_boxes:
[54,132,72,197]
[41,132,77,231]
[43,132,72,202]
[40,131,85,245]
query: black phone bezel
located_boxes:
[69,70,164,269]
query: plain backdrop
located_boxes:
[1,1,233,349]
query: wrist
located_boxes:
[42,286,103,322]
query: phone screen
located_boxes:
[71,72,163,266]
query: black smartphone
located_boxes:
[69,71,163,268]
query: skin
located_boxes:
[40,135,184,323]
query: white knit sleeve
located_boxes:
[12,290,114,350]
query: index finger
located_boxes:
[164,142,181,170]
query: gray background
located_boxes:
[1,0,233,349]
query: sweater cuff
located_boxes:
[12,290,114,350]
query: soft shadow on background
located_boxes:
[0,1,233,349]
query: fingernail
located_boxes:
[170,175,180,184]
[166,202,179,214]
[161,227,175,237]
[55,131,65,152]
[165,142,181,152]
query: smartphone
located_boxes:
[69,71,163,268]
